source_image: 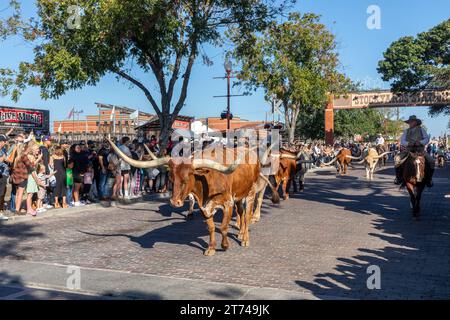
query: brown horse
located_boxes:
[399,147,427,218]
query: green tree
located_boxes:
[334,109,384,140]
[295,106,324,140]
[0,0,286,150]
[378,19,450,116]
[231,12,350,143]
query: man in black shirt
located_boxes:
[97,142,110,200]
[40,136,52,174]
[40,136,53,207]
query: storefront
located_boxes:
[0,106,50,134]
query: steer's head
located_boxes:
[169,155,241,208]
[168,158,196,208]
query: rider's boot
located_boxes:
[394,166,403,185]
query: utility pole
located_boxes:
[72,109,83,142]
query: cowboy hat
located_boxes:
[405,115,420,123]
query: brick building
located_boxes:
[53,103,153,141]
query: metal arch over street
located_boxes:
[324,89,450,145]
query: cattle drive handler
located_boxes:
[394,115,434,186]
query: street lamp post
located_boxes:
[213,56,245,137]
[224,58,232,130]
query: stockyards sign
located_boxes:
[333,89,450,109]
[0,106,50,132]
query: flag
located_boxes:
[58,123,62,133]
[110,106,115,120]
[130,110,139,120]
[67,107,75,119]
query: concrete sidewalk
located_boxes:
[0,260,324,300]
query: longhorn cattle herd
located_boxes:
[108,135,436,256]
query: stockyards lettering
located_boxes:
[333,89,450,109]
[0,106,50,132]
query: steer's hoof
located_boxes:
[204,248,216,256]
[221,242,230,250]
[251,217,260,224]
[241,240,250,247]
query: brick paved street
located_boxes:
[1,162,449,299]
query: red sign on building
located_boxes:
[0,106,50,132]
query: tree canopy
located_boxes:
[230,12,351,143]
[378,19,450,116]
[0,0,287,148]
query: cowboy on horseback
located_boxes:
[394,115,435,186]
[375,133,385,147]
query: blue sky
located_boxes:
[0,0,449,137]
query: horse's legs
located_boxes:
[406,184,418,216]
[414,185,424,216]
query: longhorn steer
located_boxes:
[321,148,353,175]
[274,150,298,200]
[109,140,278,256]
[346,148,391,180]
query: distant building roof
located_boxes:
[135,115,194,131]
[95,102,153,117]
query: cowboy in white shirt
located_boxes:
[375,133,385,146]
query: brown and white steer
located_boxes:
[346,148,391,180]
[109,140,278,256]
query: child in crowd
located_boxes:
[82,163,94,204]
[36,163,56,213]
[66,162,74,206]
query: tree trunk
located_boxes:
[159,115,171,156]
[288,124,296,144]
[284,104,299,145]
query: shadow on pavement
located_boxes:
[0,223,44,260]
[294,165,450,299]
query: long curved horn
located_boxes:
[397,155,409,166]
[107,138,169,168]
[345,155,363,160]
[372,151,391,159]
[143,144,158,160]
[297,159,315,164]
[321,157,337,166]
[296,151,304,159]
[192,158,239,174]
[260,142,279,166]
[280,154,297,159]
